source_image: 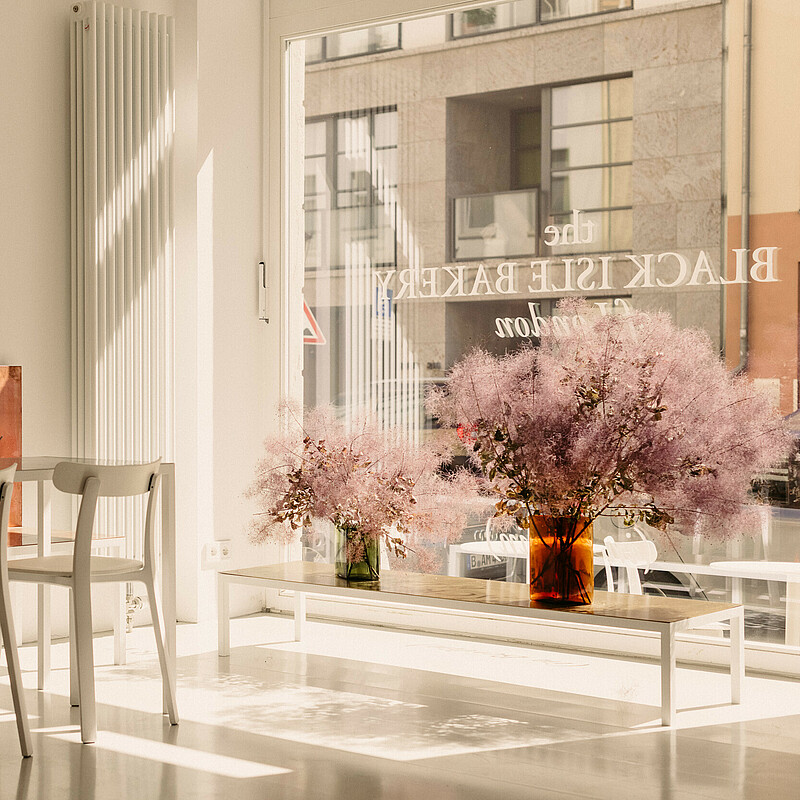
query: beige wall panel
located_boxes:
[633,202,679,251]
[634,153,721,205]
[634,111,678,159]
[725,0,800,216]
[677,105,722,156]
[534,25,604,84]
[603,13,678,72]
[677,199,722,249]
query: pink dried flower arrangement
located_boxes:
[248,406,477,572]
[426,299,791,540]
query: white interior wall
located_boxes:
[0,3,74,536]
[194,0,276,621]
[0,0,275,633]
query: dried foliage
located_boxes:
[426,299,791,540]
[248,406,477,570]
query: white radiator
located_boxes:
[70,2,175,549]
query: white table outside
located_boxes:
[710,561,800,647]
[0,456,177,710]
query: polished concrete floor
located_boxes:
[2,614,800,799]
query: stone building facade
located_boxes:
[301,1,728,426]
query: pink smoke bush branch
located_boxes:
[248,406,476,571]
[426,299,791,540]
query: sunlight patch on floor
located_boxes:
[50,730,292,778]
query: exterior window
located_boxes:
[513,109,542,189]
[541,0,633,23]
[305,24,401,63]
[548,77,633,254]
[451,0,632,39]
[304,108,398,271]
[452,2,537,38]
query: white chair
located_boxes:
[603,530,658,594]
[593,543,615,591]
[0,464,32,757]
[604,530,727,636]
[7,460,178,743]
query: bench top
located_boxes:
[221,561,740,626]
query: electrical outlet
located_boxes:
[204,542,221,564]
[219,540,232,560]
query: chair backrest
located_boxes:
[603,534,658,594]
[483,517,527,558]
[53,460,160,497]
[53,460,162,576]
[594,543,615,592]
[0,464,17,569]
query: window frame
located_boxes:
[305,22,403,64]
[304,106,399,271]
[544,75,634,256]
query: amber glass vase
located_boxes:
[335,525,380,582]
[525,516,594,605]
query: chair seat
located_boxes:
[8,554,144,578]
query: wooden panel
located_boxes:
[0,366,21,528]
[223,561,739,624]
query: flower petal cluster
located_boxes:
[426,300,791,539]
[248,406,477,566]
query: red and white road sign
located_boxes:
[303,302,326,345]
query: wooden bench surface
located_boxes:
[221,561,739,626]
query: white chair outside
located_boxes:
[0,464,32,757]
[604,529,726,635]
[7,460,178,743]
[603,530,658,593]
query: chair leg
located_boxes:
[113,582,126,666]
[144,574,179,724]
[69,599,79,707]
[0,581,32,757]
[70,584,97,743]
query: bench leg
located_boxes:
[294,591,306,641]
[731,608,744,705]
[218,574,230,657]
[661,626,677,726]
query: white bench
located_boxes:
[218,561,745,726]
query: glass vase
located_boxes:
[335,525,380,582]
[525,516,594,605]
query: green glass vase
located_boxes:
[335,525,380,582]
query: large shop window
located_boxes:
[290,2,800,662]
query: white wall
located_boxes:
[0,3,73,529]
[1,1,103,640]
[193,0,276,621]
[0,0,274,634]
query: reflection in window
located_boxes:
[541,0,633,23]
[304,109,398,270]
[452,1,537,38]
[454,190,539,260]
[548,77,633,253]
[306,24,401,63]
[451,0,632,38]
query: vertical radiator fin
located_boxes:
[70,2,175,554]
